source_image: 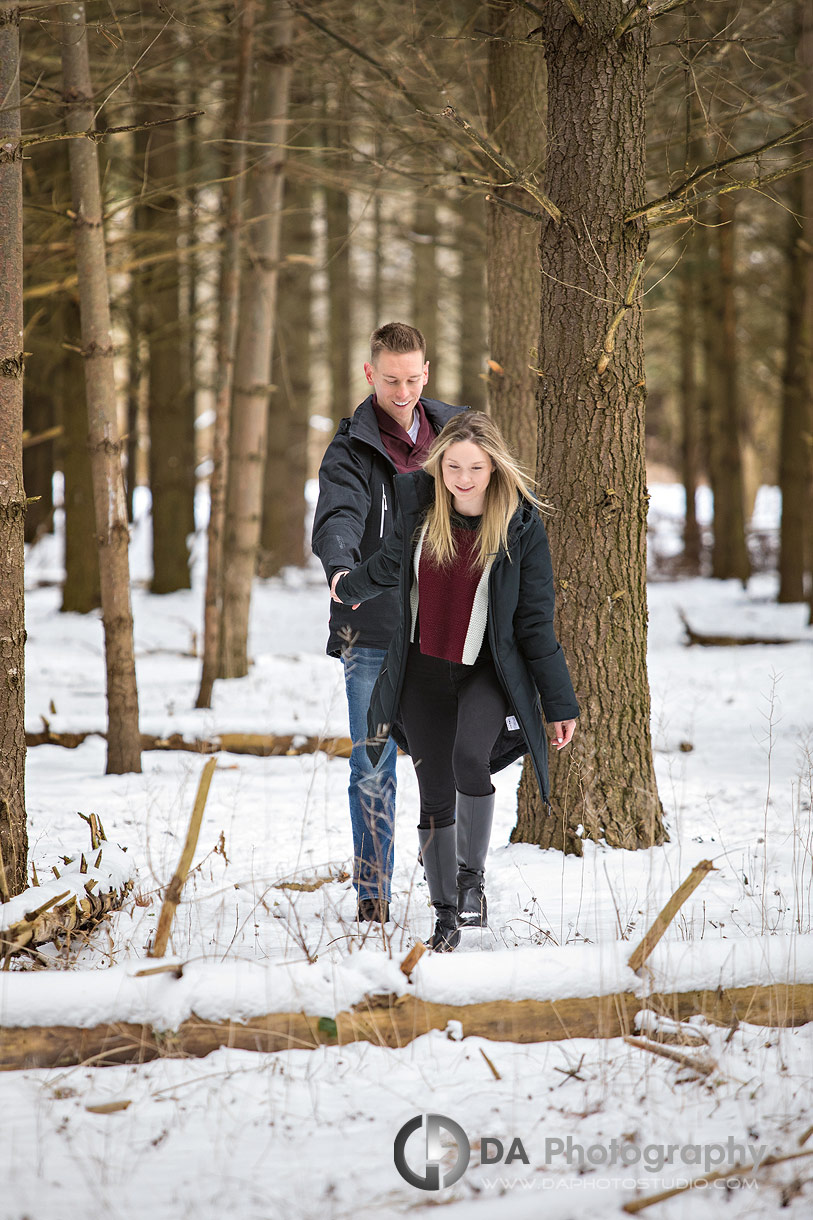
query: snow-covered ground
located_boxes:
[4,484,813,1219]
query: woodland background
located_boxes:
[1,0,812,900]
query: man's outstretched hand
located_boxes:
[330,570,359,609]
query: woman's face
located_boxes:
[441,440,494,516]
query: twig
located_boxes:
[442,107,561,222]
[0,110,203,162]
[615,1,648,39]
[485,192,546,222]
[399,942,426,977]
[627,860,715,973]
[622,1149,813,1213]
[623,1035,716,1077]
[22,424,62,449]
[627,120,813,221]
[479,1047,502,1080]
[150,758,217,958]
[596,257,644,374]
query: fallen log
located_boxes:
[678,609,806,648]
[25,726,354,758]
[1,978,811,1072]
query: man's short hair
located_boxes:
[370,322,426,362]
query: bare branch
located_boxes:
[485,192,546,222]
[627,119,813,221]
[562,0,585,27]
[640,157,813,227]
[442,106,561,222]
[2,109,204,160]
[616,0,700,38]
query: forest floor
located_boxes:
[3,483,813,1220]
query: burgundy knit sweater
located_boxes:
[417,520,487,664]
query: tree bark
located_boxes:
[140,123,195,594]
[61,294,101,613]
[485,0,545,475]
[60,3,141,775]
[512,2,667,854]
[260,168,312,577]
[457,192,486,411]
[221,0,294,677]
[0,4,28,897]
[196,0,257,709]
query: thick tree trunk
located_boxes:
[457,193,486,411]
[60,3,141,775]
[485,0,545,475]
[61,295,101,613]
[711,195,750,583]
[512,2,667,854]
[140,123,195,594]
[0,4,28,898]
[221,1,294,677]
[260,169,312,577]
[196,0,256,709]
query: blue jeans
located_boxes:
[341,646,397,903]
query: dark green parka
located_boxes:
[335,470,579,803]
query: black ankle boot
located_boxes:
[428,904,460,952]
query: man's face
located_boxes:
[364,349,429,425]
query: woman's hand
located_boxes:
[551,719,577,751]
[330,570,359,609]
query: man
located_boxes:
[311,322,464,923]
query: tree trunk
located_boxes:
[485,0,545,475]
[140,124,195,594]
[512,2,667,854]
[61,295,101,613]
[221,1,294,677]
[22,388,54,543]
[323,81,353,425]
[678,231,701,572]
[411,193,439,370]
[777,171,809,603]
[710,195,750,583]
[60,3,141,775]
[196,0,257,709]
[0,4,28,898]
[260,168,312,577]
[457,193,486,411]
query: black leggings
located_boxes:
[399,642,509,830]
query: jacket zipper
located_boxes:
[380,487,388,537]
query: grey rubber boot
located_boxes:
[417,824,460,952]
[455,789,495,928]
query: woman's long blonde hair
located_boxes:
[422,411,538,570]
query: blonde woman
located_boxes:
[331,412,578,951]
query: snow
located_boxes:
[6,484,813,1218]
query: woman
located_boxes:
[331,412,578,951]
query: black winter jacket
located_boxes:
[335,470,580,803]
[311,395,464,656]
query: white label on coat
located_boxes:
[505,716,519,732]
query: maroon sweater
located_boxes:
[372,398,435,473]
[418,522,485,664]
